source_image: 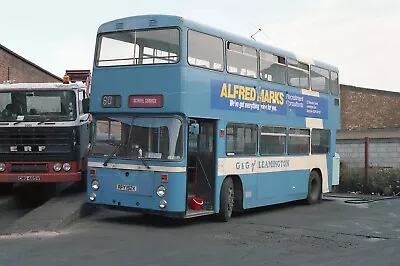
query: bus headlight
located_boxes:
[91,179,100,191]
[53,163,62,172]
[0,163,5,172]
[159,199,167,209]
[89,192,96,202]
[156,185,166,197]
[63,163,71,171]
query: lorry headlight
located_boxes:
[0,163,5,172]
[91,179,100,191]
[156,185,166,197]
[53,163,62,172]
[159,199,167,209]
[63,163,71,171]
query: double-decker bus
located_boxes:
[0,75,91,191]
[86,14,340,221]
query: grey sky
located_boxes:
[1,0,399,91]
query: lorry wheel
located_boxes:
[76,170,87,192]
[0,183,13,194]
[217,177,234,222]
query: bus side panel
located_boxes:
[216,154,330,210]
[257,170,309,201]
[327,129,337,191]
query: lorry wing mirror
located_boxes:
[82,98,90,113]
[189,123,199,136]
[80,113,90,122]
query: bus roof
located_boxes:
[0,82,86,91]
[97,14,339,73]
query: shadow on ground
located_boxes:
[93,199,317,229]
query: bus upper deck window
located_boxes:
[330,72,339,96]
[97,28,180,67]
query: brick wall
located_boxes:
[0,45,61,83]
[340,85,400,130]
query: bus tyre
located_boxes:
[306,171,322,205]
[217,177,234,222]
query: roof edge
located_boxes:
[0,43,63,82]
[340,83,400,95]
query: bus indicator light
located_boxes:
[161,173,168,183]
[90,168,96,177]
[128,95,163,108]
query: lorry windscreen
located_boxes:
[0,90,77,122]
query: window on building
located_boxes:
[226,123,258,155]
[226,42,257,78]
[260,126,286,155]
[330,71,339,95]
[311,129,330,154]
[188,30,224,71]
[287,58,309,88]
[260,51,286,84]
[310,65,329,93]
[288,128,310,155]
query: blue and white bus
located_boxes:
[86,14,340,221]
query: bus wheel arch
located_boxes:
[217,176,238,222]
[228,175,243,213]
[306,169,322,205]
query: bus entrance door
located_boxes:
[187,119,216,216]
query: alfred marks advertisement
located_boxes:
[210,79,328,119]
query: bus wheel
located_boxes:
[306,170,322,205]
[217,177,234,222]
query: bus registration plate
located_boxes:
[116,184,137,192]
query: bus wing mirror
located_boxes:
[82,98,90,113]
[189,123,199,136]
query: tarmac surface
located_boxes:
[0,194,399,266]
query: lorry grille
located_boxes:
[0,127,75,161]
[10,163,48,173]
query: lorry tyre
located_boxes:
[0,183,13,194]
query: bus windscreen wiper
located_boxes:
[103,142,123,166]
[133,145,151,170]
[37,118,52,125]
[139,155,151,170]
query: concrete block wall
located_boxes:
[337,139,400,169]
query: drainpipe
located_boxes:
[364,137,369,193]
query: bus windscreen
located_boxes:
[91,116,183,161]
[96,28,180,67]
